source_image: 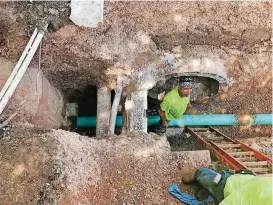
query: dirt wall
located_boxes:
[0,57,64,128]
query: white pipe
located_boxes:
[108,76,123,135]
[0,28,38,101]
[0,31,45,115]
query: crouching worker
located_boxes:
[182,168,272,205]
[152,77,193,133]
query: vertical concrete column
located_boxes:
[96,86,111,137]
[122,94,131,134]
[129,90,148,132]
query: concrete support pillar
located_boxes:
[96,86,111,137]
[127,90,148,132]
[122,95,131,134]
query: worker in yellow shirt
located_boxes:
[153,77,193,133]
[181,168,272,205]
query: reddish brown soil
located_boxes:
[0,128,211,205]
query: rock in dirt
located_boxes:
[48,8,59,16]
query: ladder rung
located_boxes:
[195,132,211,135]
[201,132,218,135]
[191,127,208,131]
[207,137,224,141]
[193,131,209,133]
[243,161,268,167]
[237,157,258,162]
[230,151,254,156]
[217,144,241,148]
[223,148,242,152]
[252,167,271,173]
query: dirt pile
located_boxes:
[0,127,54,205]
[0,126,211,205]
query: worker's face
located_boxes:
[179,86,192,97]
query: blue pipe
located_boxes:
[254,114,272,125]
[76,114,272,127]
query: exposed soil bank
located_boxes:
[0,127,211,205]
[0,57,64,128]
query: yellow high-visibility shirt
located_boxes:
[160,86,190,121]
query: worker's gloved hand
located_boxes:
[158,91,165,101]
[161,120,168,128]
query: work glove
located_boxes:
[158,91,165,101]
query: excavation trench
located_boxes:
[64,75,221,139]
[0,2,272,204]
[0,55,222,138]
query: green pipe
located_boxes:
[76,114,272,127]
